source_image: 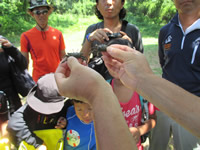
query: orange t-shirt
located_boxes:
[21,26,65,82]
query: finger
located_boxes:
[106,45,134,62]
[119,31,126,36]
[103,28,113,33]
[96,32,105,43]
[101,31,109,41]
[102,28,112,41]
[55,61,69,78]
[103,55,123,67]
[67,57,81,71]
[110,44,135,52]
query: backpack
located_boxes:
[0,91,10,116]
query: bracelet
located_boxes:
[86,33,91,42]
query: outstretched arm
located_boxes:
[102,45,200,138]
[55,57,137,150]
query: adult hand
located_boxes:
[55,57,107,105]
[89,28,112,43]
[102,44,153,91]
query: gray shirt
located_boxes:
[82,20,144,57]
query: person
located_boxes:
[55,44,200,149]
[81,0,143,79]
[20,0,66,82]
[63,99,96,150]
[55,57,138,150]
[101,44,200,138]
[7,73,70,150]
[149,0,200,149]
[104,38,157,150]
[0,35,27,140]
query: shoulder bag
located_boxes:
[8,56,35,97]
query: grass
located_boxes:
[143,38,162,75]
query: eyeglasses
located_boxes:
[33,9,49,16]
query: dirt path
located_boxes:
[64,30,85,52]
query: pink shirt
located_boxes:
[111,79,143,149]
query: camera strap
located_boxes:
[121,20,128,32]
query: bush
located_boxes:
[126,0,176,24]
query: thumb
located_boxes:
[106,44,134,62]
[67,56,81,71]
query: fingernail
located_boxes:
[107,47,113,53]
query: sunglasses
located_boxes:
[33,9,49,16]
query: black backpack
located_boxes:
[0,91,10,116]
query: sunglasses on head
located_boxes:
[33,9,48,15]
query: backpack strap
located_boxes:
[0,91,10,119]
[121,20,128,32]
[139,96,149,122]
[106,79,112,84]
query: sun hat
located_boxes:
[27,73,66,114]
[28,0,51,10]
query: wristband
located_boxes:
[86,33,91,42]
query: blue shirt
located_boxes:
[159,13,200,96]
[64,106,96,150]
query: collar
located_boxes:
[171,13,200,34]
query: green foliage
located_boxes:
[126,12,162,38]
[51,0,95,15]
[70,0,95,16]
[159,1,176,23]
[0,0,177,39]
[48,13,79,32]
[126,0,176,24]
[0,0,29,34]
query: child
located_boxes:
[7,73,70,150]
[63,99,96,150]
[103,38,157,150]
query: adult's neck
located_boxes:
[103,18,122,32]
[35,24,49,31]
[179,10,200,31]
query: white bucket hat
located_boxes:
[27,73,65,114]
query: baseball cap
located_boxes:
[28,0,51,10]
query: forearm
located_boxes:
[137,74,200,137]
[90,82,137,150]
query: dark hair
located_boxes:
[95,0,126,20]
[107,38,133,47]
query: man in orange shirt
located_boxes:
[21,0,66,82]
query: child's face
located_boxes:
[74,102,93,124]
